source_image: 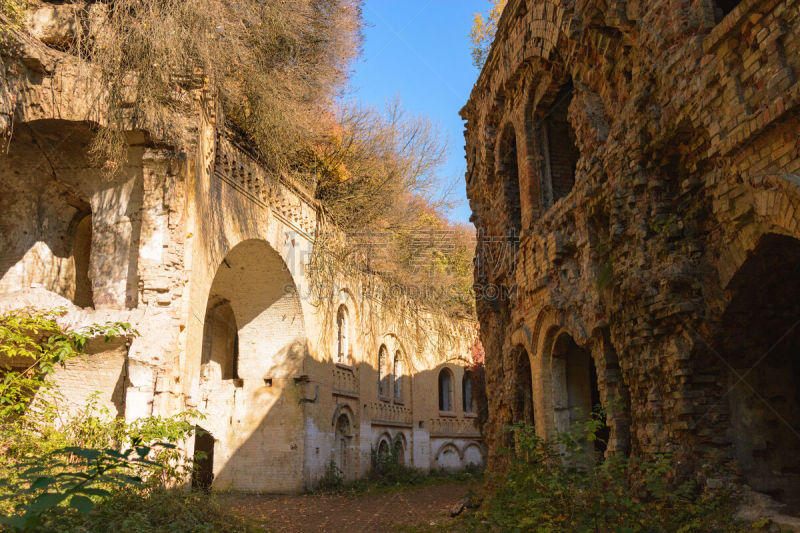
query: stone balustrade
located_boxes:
[368,401,412,427]
[428,417,481,438]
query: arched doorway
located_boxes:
[192,239,307,492]
[192,426,215,490]
[551,332,609,462]
[512,345,534,426]
[334,414,351,479]
[713,233,800,508]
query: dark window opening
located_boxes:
[438,368,453,411]
[513,346,534,427]
[714,0,742,20]
[497,124,522,235]
[462,372,474,413]
[542,82,579,205]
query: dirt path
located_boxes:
[226,482,477,532]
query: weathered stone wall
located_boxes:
[0,6,482,493]
[462,0,800,513]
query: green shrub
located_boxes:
[473,416,747,532]
[27,486,259,532]
[316,459,344,492]
[0,308,206,530]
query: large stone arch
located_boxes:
[190,238,307,395]
[704,231,800,509]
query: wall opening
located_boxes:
[512,346,534,426]
[497,124,522,235]
[714,233,800,509]
[378,345,389,398]
[393,351,404,403]
[542,82,579,205]
[714,0,742,19]
[551,333,608,463]
[393,435,406,466]
[377,439,390,460]
[192,426,215,490]
[438,368,454,412]
[193,239,306,389]
[334,414,351,478]
[336,305,349,364]
[71,213,93,308]
[462,371,475,413]
[200,300,239,381]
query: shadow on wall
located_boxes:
[0,119,145,309]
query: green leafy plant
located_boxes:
[474,414,745,532]
[0,307,135,418]
[0,308,207,530]
[0,440,173,530]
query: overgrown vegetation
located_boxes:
[315,444,483,496]
[307,98,476,319]
[3,1,476,320]
[0,308,249,531]
[469,416,757,532]
[470,0,507,70]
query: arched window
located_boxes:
[336,305,349,363]
[378,345,389,398]
[541,81,579,206]
[513,346,534,426]
[393,435,406,466]
[393,351,403,403]
[438,368,454,412]
[462,371,474,413]
[377,438,390,460]
[497,124,521,235]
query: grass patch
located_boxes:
[28,487,260,533]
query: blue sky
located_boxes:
[348,0,488,225]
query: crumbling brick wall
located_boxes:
[462,0,800,507]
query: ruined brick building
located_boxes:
[462,0,800,515]
[0,4,482,492]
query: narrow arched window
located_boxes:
[462,371,474,413]
[438,368,454,412]
[497,124,521,235]
[336,305,349,363]
[378,345,389,398]
[542,81,579,205]
[393,352,403,403]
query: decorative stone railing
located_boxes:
[214,134,317,237]
[428,417,481,438]
[368,401,412,427]
[332,365,358,398]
